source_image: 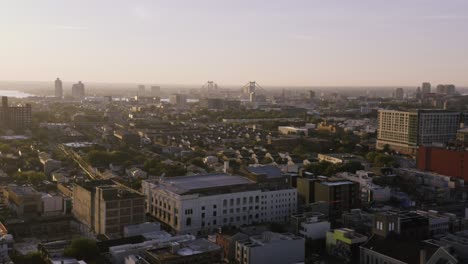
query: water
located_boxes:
[0,90,34,98]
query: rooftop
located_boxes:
[246,165,284,178]
[8,184,40,196]
[149,173,254,195]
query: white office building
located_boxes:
[142,173,297,234]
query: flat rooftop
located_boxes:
[247,165,284,178]
[156,173,254,194]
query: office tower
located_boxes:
[0,96,32,129]
[415,87,422,100]
[394,88,404,100]
[54,78,63,99]
[436,84,456,95]
[150,86,160,96]
[422,82,431,94]
[308,90,315,99]
[376,109,461,154]
[138,84,145,95]
[71,81,85,99]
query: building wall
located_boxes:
[314,182,360,219]
[237,237,305,264]
[418,146,468,181]
[72,185,93,227]
[144,182,297,234]
[297,178,315,204]
[360,247,405,264]
[300,220,330,240]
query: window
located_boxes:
[213,211,217,216]
[202,206,205,210]
[186,218,192,226]
[202,213,205,218]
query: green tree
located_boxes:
[10,251,45,264]
[63,238,100,262]
[14,171,46,185]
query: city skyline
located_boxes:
[2,0,468,87]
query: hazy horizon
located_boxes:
[2,0,468,86]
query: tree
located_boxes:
[338,161,364,173]
[14,171,46,185]
[63,238,100,262]
[10,251,45,264]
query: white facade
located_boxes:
[142,174,297,234]
[299,216,330,240]
[236,232,305,264]
[41,193,64,216]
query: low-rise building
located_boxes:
[235,232,305,264]
[298,214,330,240]
[72,180,145,238]
[142,173,297,235]
[143,238,222,264]
[326,228,367,263]
[6,184,42,218]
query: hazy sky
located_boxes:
[1,0,468,87]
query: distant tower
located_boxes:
[150,86,160,96]
[2,96,8,108]
[394,88,404,100]
[308,90,315,99]
[138,85,146,96]
[249,92,256,102]
[71,81,85,99]
[422,82,431,94]
[416,87,422,100]
[54,78,63,99]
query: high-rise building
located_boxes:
[394,88,404,100]
[436,84,456,95]
[376,109,462,154]
[169,93,187,106]
[138,84,145,95]
[71,81,85,99]
[150,85,160,96]
[422,82,431,94]
[0,96,32,130]
[54,78,63,99]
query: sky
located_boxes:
[1,0,468,87]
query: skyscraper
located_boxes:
[150,86,160,96]
[54,78,63,99]
[0,96,32,129]
[71,81,85,99]
[422,82,431,94]
[138,84,145,95]
[394,88,404,100]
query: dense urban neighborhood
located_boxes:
[0,80,467,264]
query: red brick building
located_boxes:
[417,145,468,181]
